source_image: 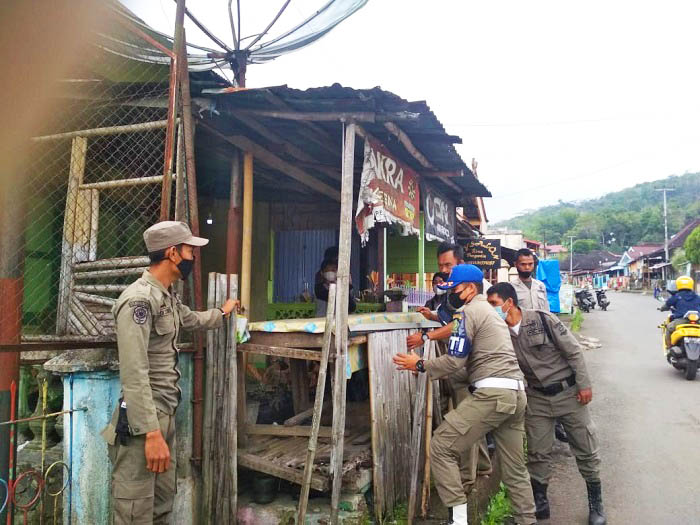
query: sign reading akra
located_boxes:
[355,139,420,244]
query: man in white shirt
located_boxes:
[511,249,550,311]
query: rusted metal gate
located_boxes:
[0,378,84,524]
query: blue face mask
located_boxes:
[494,304,510,320]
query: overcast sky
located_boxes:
[123,0,700,223]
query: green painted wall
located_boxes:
[387,234,440,274]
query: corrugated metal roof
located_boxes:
[201,84,491,199]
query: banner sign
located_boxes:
[355,139,420,244]
[423,182,455,243]
[464,239,501,270]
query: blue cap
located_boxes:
[438,264,484,289]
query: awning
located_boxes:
[649,261,672,270]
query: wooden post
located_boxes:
[330,122,356,524]
[238,151,253,448]
[174,122,186,221]
[226,149,242,277]
[203,273,217,521]
[57,136,87,335]
[421,358,434,518]
[225,276,238,523]
[298,284,336,523]
[241,152,253,312]
[407,341,431,524]
[377,226,386,297]
[418,212,425,290]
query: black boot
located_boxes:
[531,479,550,520]
[586,481,607,525]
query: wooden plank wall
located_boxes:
[368,329,429,520]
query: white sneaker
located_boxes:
[450,503,468,525]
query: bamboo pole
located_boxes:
[298,284,336,523]
[31,120,170,142]
[241,152,253,317]
[74,268,147,279]
[74,256,149,270]
[330,122,356,524]
[89,189,99,261]
[79,175,164,191]
[237,151,253,449]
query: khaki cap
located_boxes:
[143,221,209,252]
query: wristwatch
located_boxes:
[416,359,426,373]
[421,331,430,344]
[218,307,226,315]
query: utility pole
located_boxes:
[656,188,675,281]
[568,235,575,283]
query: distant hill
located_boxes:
[494,172,700,253]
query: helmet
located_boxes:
[676,275,694,291]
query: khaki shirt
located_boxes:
[510,309,591,390]
[424,295,523,384]
[111,270,223,435]
[512,277,550,311]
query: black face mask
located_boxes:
[177,256,195,280]
[448,290,466,309]
[517,270,531,279]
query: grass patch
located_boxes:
[571,308,584,332]
[481,483,513,525]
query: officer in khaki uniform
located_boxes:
[102,221,237,524]
[395,264,535,525]
[511,248,550,311]
[486,282,606,525]
[415,242,493,496]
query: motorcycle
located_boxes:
[583,289,596,309]
[659,309,700,381]
[575,289,593,313]
[595,289,610,311]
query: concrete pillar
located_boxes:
[44,349,120,525]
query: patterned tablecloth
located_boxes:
[249,311,439,334]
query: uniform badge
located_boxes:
[129,300,149,325]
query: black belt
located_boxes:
[530,374,576,396]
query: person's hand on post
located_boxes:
[406,332,424,350]
[577,388,593,405]
[221,299,240,316]
[393,351,421,372]
[416,306,436,321]
[145,430,170,473]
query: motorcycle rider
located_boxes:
[659,276,700,347]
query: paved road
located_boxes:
[544,291,700,524]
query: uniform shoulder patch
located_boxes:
[129,300,150,325]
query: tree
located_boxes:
[684,226,700,265]
[573,239,599,254]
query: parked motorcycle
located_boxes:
[596,289,610,311]
[575,289,593,312]
[659,309,700,380]
[583,289,596,309]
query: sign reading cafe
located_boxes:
[422,183,456,243]
[355,139,420,244]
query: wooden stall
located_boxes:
[239,312,441,521]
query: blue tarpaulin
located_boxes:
[536,260,562,313]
